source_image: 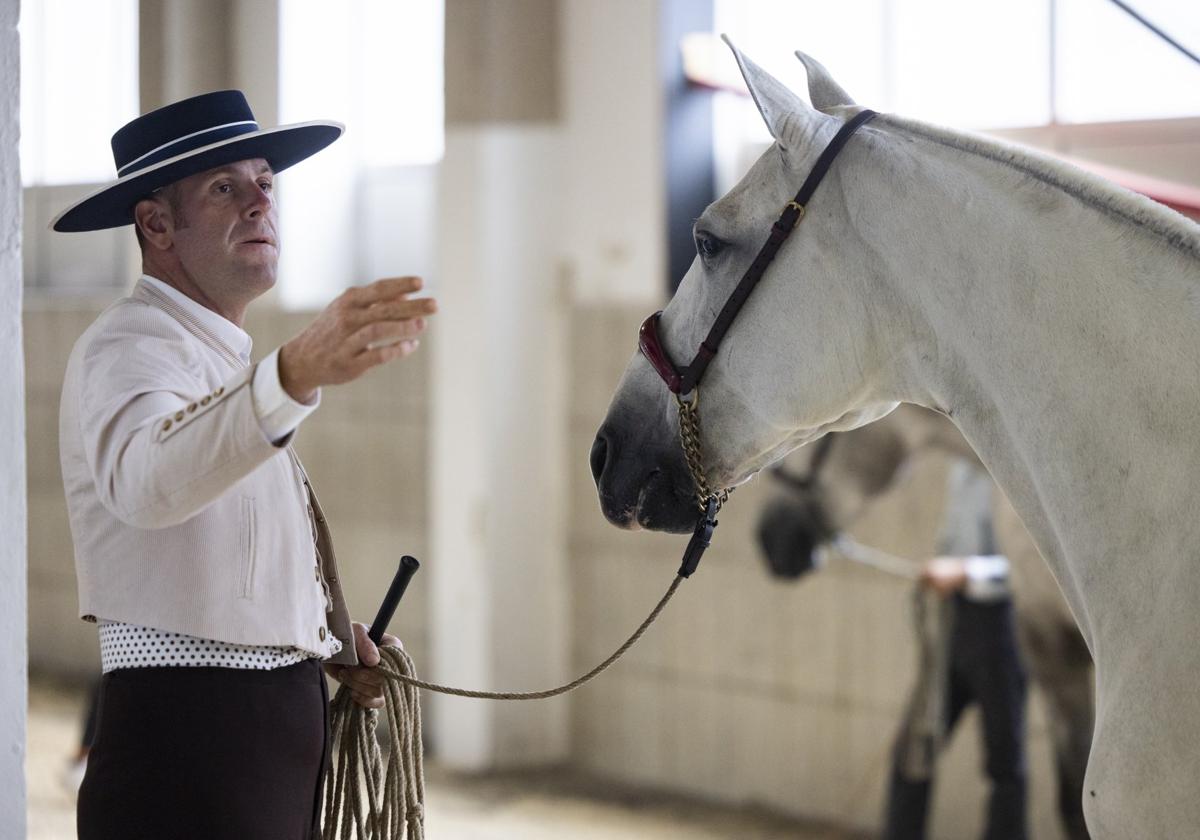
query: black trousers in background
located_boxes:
[883,596,1029,840]
[77,658,330,840]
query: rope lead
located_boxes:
[322,646,425,840]
[321,573,688,838]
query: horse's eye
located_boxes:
[695,231,724,260]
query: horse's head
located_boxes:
[756,417,911,579]
[591,41,901,533]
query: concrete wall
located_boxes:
[444,0,558,125]
[1,0,27,832]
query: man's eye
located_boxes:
[259,181,273,193]
[216,183,233,194]
[695,231,724,260]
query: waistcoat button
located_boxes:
[319,627,327,641]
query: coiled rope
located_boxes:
[320,573,686,839]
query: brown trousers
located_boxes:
[77,658,330,840]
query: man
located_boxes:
[883,460,1029,840]
[52,90,437,839]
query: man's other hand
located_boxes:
[919,556,968,598]
[322,621,403,710]
[278,276,438,403]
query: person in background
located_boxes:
[883,460,1029,840]
[52,89,436,839]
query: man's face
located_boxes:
[166,158,279,302]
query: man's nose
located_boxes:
[244,184,273,218]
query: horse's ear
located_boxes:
[722,34,813,151]
[795,51,856,111]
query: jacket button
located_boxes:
[187,402,197,412]
[174,410,185,422]
[215,387,225,397]
[200,395,211,406]
[162,419,172,431]
[319,627,327,641]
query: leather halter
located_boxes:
[639,109,877,396]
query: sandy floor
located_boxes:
[27,675,863,839]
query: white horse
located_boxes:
[590,40,1200,837]
[759,403,1092,840]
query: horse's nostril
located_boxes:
[590,432,609,486]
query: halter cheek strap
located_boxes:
[641,109,878,397]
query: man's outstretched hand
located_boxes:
[279,276,437,404]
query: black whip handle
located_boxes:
[368,555,420,645]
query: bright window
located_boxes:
[1056,0,1200,123]
[18,0,139,186]
[276,0,445,308]
[279,0,444,167]
[713,0,1200,129]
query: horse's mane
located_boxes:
[877,113,1200,262]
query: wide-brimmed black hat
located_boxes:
[51,89,343,232]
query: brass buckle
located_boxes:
[786,201,806,228]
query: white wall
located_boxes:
[1,0,28,833]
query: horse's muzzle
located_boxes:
[590,423,697,534]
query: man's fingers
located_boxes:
[353,318,426,351]
[359,339,420,367]
[351,691,385,709]
[351,621,383,666]
[346,276,424,307]
[340,667,386,691]
[364,296,438,321]
[345,297,437,332]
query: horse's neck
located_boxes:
[870,125,1200,651]
[890,404,978,465]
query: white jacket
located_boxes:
[59,278,357,665]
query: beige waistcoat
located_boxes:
[59,280,357,665]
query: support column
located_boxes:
[0,0,28,831]
[429,0,570,768]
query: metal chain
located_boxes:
[675,389,732,514]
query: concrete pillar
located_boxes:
[429,0,570,768]
[140,0,276,121]
[0,0,28,832]
[139,0,233,111]
[228,0,278,128]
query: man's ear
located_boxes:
[133,196,173,250]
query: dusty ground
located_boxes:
[27,674,865,839]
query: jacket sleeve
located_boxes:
[78,308,286,529]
